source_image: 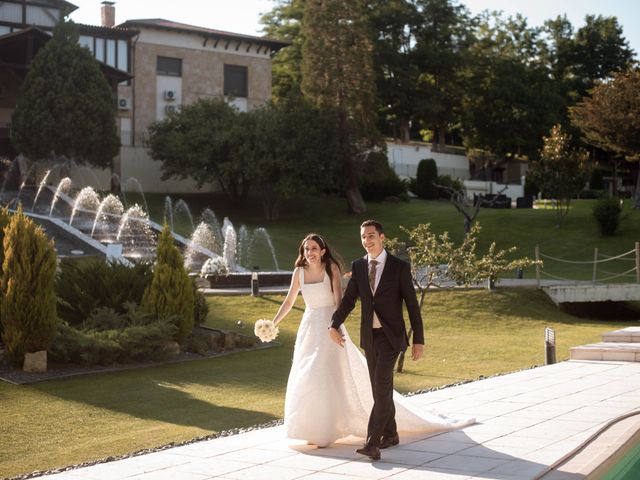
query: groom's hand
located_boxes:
[411,344,424,361]
[329,327,345,347]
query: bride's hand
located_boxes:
[328,327,345,347]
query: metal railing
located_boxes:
[534,243,640,286]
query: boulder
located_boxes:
[24,351,47,373]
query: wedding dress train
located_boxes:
[284,269,474,446]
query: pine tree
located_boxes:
[11,20,119,167]
[1,207,58,367]
[141,224,194,344]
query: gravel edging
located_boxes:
[4,362,551,480]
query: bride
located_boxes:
[271,233,473,448]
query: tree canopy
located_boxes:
[11,20,119,168]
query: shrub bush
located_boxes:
[593,198,622,235]
[56,258,153,327]
[360,151,407,201]
[410,158,439,199]
[48,319,177,365]
[1,207,58,366]
[141,224,194,344]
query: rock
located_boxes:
[160,341,181,357]
[24,350,47,373]
[236,334,257,348]
[206,331,224,351]
[223,332,236,350]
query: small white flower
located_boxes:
[200,256,229,277]
[254,319,279,343]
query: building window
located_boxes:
[157,56,182,77]
[95,38,105,62]
[117,40,128,71]
[106,39,116,67]
[79,35,94,54]
[224,64,248,98]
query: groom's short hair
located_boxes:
[360,219,384,234]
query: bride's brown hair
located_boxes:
[295,233,343,291]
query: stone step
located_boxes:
[602,327,640,343]
[571,342,640,362]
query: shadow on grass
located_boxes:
[32,356,282,431]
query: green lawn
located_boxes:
[1,288,636,478]
[144,193,640,281]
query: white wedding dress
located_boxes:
[284,269,474,446]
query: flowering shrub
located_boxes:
[200,256,229,277]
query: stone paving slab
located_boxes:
[33,360,640,480]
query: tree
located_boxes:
[411,0,475,148]
[260,0,305,101]
[388,221,537,371]
[147,98,251,204]
[301,0,379,214]
[248,98,339,220]
[1,207,58,367]
[528,124,589,227]
[570,70,640,206]
[141,224,194,344]
[11,20,119,169]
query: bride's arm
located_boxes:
[272,267,301,326]
[331,263,343,309]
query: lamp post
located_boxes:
[251,269,259,296]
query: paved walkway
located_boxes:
[36,360,640,480]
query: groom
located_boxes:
[329,219,424,460]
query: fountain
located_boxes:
[49,177,73,216]
[69,186,100,227]
[91,194,124,241]
[0,165,285,285]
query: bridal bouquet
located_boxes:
[254,319,279,343]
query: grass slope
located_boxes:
[1,289,635,477]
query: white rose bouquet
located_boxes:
[200,256,229,278]
[254,319,279,343]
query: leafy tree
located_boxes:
[570,70,640,206]
[260,0,305,101]
[528,124,589,227]
[147,98,251,204]
[1,207,58,367]
[141,224,194,344]
[247,98,339,219]
[388,221,537,371]
[570,15,635,98]
[462,12,565,160]
[301,0,379,214]
[11,20,119,168]
[412,158,439,199]
[411,0,474,148]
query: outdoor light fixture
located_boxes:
[251,270,259,296]
[545,327,556,365]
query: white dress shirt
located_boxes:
[367,249,387,328]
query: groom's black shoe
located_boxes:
[356,444,381,460]
[380,434,400,449]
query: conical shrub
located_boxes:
[141,224,194,344]
[0,205,11,339]
[1,207,58,367]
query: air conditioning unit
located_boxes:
[118,98,131,110]
[165,105,178,114]
[164,90,177,101]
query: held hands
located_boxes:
[412,343,424,361]
[328,327,345,348]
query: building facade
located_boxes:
[0,0,286,193]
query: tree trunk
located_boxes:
[634,163,640,209]
[345,185,366,214]
[399,118,410,143]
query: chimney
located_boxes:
[101,1,115,28]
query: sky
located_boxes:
[68,0,640,55]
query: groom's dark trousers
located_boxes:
[331,252,424,447]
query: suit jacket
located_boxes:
[331,252,424,353]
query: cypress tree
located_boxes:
[1,207,58,367]
[141,224,194,344]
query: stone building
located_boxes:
[0,0,287,193]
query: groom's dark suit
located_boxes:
[331,251,424,448]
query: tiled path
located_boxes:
[37,360,640,480]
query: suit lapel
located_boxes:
[374,252,395,298]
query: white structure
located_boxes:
[463,179,525,201]
[387,140,470,180]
